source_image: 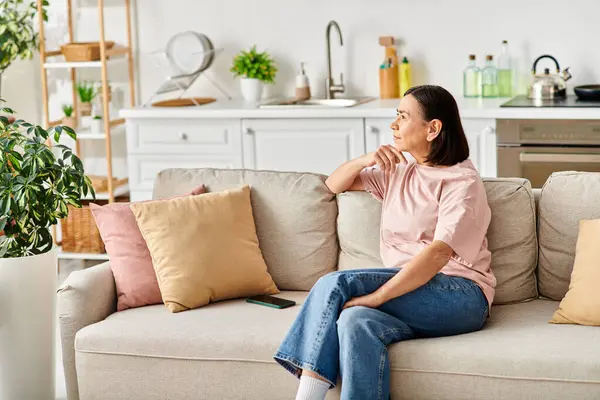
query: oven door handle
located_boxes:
[519,153,600,163]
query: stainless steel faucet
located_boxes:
[326,20,345,99]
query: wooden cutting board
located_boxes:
[151,97,216,107]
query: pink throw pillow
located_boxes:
[90,185,206,311]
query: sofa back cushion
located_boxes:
[337,178,538,305]
[538,172,600,300]
[153,168,338,291]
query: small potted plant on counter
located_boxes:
[61,104,76,129]
[230,45,277,102]
[76,81,96,117]
[0,100,95,399]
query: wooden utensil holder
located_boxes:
[379,66,400,99]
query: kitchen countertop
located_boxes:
[120,97,600,120]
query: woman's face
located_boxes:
[390,95,439,162]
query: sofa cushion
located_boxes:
[130,185,279,313]
[75,296,600,400]
[89,185,206,311]
[551,218,600,325]
[337,178,538,304]
[538,172,600,300]
[152,168,338,291]
[336,191,382,270]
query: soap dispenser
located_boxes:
[295,62,311,101]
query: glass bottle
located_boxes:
[482,55,498,98]
[497,40,513,97]
[463,54,481,98]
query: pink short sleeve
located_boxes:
[361,163,408,202]
[433,178,491,266]
[360,166,389,201]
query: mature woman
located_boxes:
[273,85,496,400]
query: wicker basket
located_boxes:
[60,204,105,254]
[60,41,115,62]
[88,175,128,193]
[59,176,128,254]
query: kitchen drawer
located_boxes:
[128,154,243,191]
[126,119,241,155]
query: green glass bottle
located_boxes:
[482,55,498,98]
[497,40,513,97]
[463,54,481,98]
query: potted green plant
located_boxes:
[230,45,277,102]
[61,104,76,129]
[91,114,103,133]
[0,100,94,399]
[76,81,96,117]
[0,0,48,100]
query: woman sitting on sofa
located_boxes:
[274,85,496,400]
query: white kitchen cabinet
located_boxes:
[241,119,365,175]
[129,153,242,192]
[463,119,496,177]
[365,118,394,150]
[126,118,244,200]
[363,118,415,163]
[126,119,241,155]
[366,117,496,177]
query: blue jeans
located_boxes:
[273,268,489,400]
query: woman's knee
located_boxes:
[336,306,372,335]
[314,271,346,290]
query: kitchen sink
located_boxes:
[258,97,376,109]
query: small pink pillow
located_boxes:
[90,185,206,311]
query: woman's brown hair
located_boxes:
[404,85,470,166]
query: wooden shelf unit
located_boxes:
[36,0,136,260]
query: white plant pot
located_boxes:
[0,248,57,400]
[90,119,103,134]
[80,115,92,129]
[240,78,264,102]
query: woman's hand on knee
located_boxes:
[343,292,384,310]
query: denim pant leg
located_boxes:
[273,269,396,387]
[273,269,488,397]
[336,272,489,400]
[337,306,415,400]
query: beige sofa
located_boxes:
[58,168,600,400]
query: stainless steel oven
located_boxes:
[497,119,600,188]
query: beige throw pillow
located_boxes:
[550,218,600,326]
[130,185,279,313]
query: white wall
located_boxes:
[133,0,600,102]
[3,0,600,175]
[7,0,600,118]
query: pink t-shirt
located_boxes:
[360,159,496,307]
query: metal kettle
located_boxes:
[528,55,572,100]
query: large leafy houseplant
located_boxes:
[230,45,277,83]
[0,101,95,258]
[0,0,48,97]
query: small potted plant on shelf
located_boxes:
[76,81,96,117]
[230,45,277,102]
[61,104,76,129]
[0,100,94,399]
[90,115,103,133]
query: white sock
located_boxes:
[295,374,330,400]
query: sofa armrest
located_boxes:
[57,261,117,400]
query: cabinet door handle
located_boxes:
[366,125,378,134]
[483,126,495,135]
[244,127,254,135]
[179,132,188,141]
